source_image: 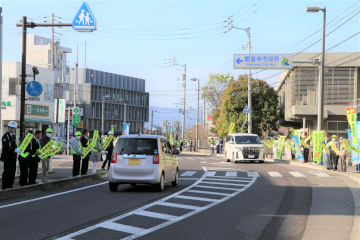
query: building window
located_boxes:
[9,78,17,95]
[327,121,349,139]
[44,84,54,101]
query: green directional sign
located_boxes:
[72,107,80,126]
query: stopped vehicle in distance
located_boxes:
[108,134,179,192]
[224,133,265,163]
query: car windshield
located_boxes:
[235,136,261,144]
[114,138,158,155]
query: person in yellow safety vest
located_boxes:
[71,131,84,177]
[39,128,53,183]
[90,134,103,174]
[81,129,91,176]
[18,130,35,186]
[29,130,43,184]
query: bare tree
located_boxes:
[259,122,272,140]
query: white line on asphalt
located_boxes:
[247,172,260,177]
[268,172,283,177]
[187,190,230,196]
[178,178,200,180]
[204,175,252,180]
[206,171,216,176]
[225,172,237,177]
[0,182,107,209]
[99,222,145,234]
[173,195,220,202]
[204,178,251,183]
[200,181,247,186]
[134,210,177,220]
[194,185,241,191]
[180,171,196,177]
[309,171,330,177]
[157,201,201,210]
[289,172,306,177]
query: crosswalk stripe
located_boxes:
[268,172,283,177]
[247,172,260,177]
[194,185,241,191]
[98,222,145,234]
[310,171,330,177]
[187,190,230,196]
[157,201,200,210]
[205,175,252,180]
[134,210,177,220]
[180,171,196,176]
[206,172,216,176]
[289,172,306,177]
[174,195,220,202]
[225,172,237,177]
[201,181,247,186]
[205,178,251,183]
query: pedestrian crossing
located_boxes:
[267,171,330,178]
[56,170,258,240]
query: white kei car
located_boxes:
[108,134,179,192]
[224,133,265,163]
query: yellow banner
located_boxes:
[312,131,323,162]
[267,139,272,147]
[346,107,357,145]
[300,140,309,148]
[18,133,34,154]
[323,144,330,154]
[329,142,339,155]
[342,139,350,150]
[263,141,271,148]
[276,136,286,158]
[229,123,235,134]
[350,145,360,154]
[102,135,114,149]
[270,137,275,145]
[39,140,55,157]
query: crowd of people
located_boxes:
[1,121,115,190]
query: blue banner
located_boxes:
[348,129,360,162]
[122,123,130,135]
[292,135,304,162]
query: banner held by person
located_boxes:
[329,141,339,155]
[312,131,322,162]
[276,136,286,159]
[39,140,56,157]
[102,135,114,149]
[346,107,357,145]
[229,123,235,134]
[323,143,330,154]
[292,135,304,162]
[18,133,34,153]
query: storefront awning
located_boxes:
[25,118,52,123]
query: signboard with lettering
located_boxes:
[233,54,293,69]
[26,104,49,116]
[58,99,66,122]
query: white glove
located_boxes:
[15,148,21,153]
[105,151,108,154]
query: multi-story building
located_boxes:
[66,68,149,135]
[275,52,360,138]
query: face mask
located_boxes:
[47,133,52,138]
[8,128,15,133]
[332,138,336,141]
[76,136,81,140]
[87,133,90,137]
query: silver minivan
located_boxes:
[108,134,179,192]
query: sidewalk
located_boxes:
[266,157,360,184]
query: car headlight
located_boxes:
[235,147,243,151]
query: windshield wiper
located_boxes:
[119,148,124,155]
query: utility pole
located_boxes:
[151,110,158,134]
[51,13,54,70]
[67,107,70,155]
[225,16,252,133]
[174,59,186,142]
[203,98,205,126]
[19,16,27,141]
[162,120,169,138]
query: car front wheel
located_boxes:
[155,173,165,192]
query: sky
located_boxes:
[1,0,359,129]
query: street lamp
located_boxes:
[191,78,200,152]
[102,95,110,136]
[306,6,326,131]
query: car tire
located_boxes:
[232,153,235,163]
[155,173,165,192]
[172,169,179,186]
[130,183,136,187]
[225,152,230,162]
[109,182,118,192]
[259,160,264,163]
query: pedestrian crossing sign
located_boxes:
[243,105,250,114]
[72,2,97,31]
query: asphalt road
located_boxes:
[0,153,359,240]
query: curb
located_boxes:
[266,158,360,184]
[0,171,108,201]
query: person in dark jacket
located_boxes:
[302,132,310,163]
[179,138,183,152]
[39,128,52,183]
[18,130,34,186]
[28,130,42,184]
[81,129,91,175]
[1,121,21,190]
[102,131,114,170]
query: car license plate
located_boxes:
[128,158,141,165]
[248,155,255,159]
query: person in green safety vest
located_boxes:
[18,130,34,186]
[28,130,43,184]
[71,131,84,177]
[81,129,91,175]
[40,128,53,183]
[90,134,102,174]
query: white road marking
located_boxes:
[0,182,107,209]
[180,171,196,177]
[309,171,330,177]
[178,178,200,180]
[200,161,207,163]
[206,172,216,176]
[187,190,230,196]
[289,172,306,177]
[194,185,241,191]
[174,195,220,202]
[247,172,260,177]
[56,170,258,240]
[200,181,247,186]
[268,172,283,177]
[205,178,251,183]
[225,172,237,177]
[205,175,252,180]
[157,202,200,210]
[99,222,145,234]
[134,210,177,220]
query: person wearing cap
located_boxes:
[219,137,223,154]
[302,132,310,163]
[71,131,84,177]
[39,128,53,183]
[18,130,34,186]
[1,121,21,189]
[90,134,102,174]
[81,129,91,175]
[339,137,348,172]
[28,130,43,184]
[322,137,331,170]
[210,138,215,155]
[328,135,340,171]
[102,131,114,170]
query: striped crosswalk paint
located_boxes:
[289,172,306,177]
[180,171,196,176]
[225,172,237,177]
[268,172,283,177]
[309,171,330,177]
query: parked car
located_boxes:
[108,134,179,192]
[224,133,265,163]
[50,137,69,154]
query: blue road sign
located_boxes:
[243,105,250,114]
[26,81,43,97]
[72,2,97,31]
[236,58,243,64]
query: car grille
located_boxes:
[242,148,260,158]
